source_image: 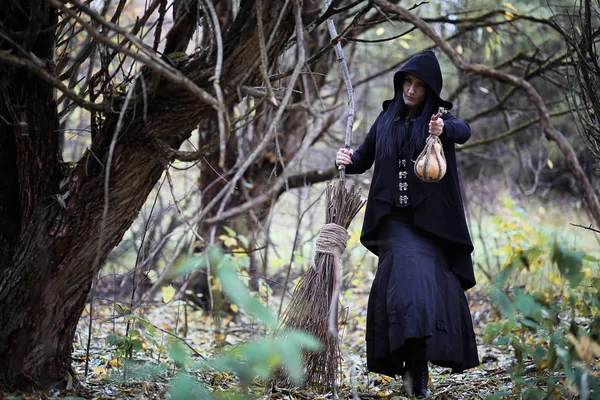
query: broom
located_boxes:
[272,181,364,391]
[269,0,363,392]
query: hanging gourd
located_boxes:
[415,107,448,182]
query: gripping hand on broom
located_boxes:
[335,148,354,166]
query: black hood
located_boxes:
[382,50,453,111]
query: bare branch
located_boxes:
[201,0,229,169]
[305,0,364,32]
[570,223,600,234]
[92,73,138,279]
[0,50,104,112]
[256,0,278,106]
[458,109,573,150]
[165,0,201,55]
[372,0,600,226]
[49,0,220,108]
[325,0,356,181]
[271,4,371,82]
[153,0,168,51]
[166,170,205,243]
[345,25,417,43]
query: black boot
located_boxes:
[406,339,429,399]
[411,359,429,399]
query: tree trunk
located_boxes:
[0,0,297,390]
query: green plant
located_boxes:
[105,328,143,362]
[483,204,600,399]
[104,305,163,380]
[128,246,321,399]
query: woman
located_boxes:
[335,50,479,398]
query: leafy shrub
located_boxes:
[483,203,600,399]
[119,246,320,399]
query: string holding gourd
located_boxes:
[415,107,448,182]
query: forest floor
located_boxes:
[0,287,582,400]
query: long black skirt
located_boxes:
[365,213,479,377]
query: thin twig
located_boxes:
[458,109,573,150]
[166,169,205,244]
[83,272,98,377]
[570,223,600,234]
[86,72,138,378]
[277,189,326,319]
[0,50,104,112]
[325,0,357,181]
[202,0,230,169]
[125,175,166,341]
[256,0,278,106]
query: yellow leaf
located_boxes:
[230,303,239,313]
[162,285,176,304]
[222,226,237,237]
[538,207,546,215]
[352,119,362,131]
[146,270,157,283]
[504,11,514,20]
[348,229,360,247]
[92,366,107,374]
[218,235,237,248]
[212,277,222,291]
[456,44,463,55]
[271,258,287,268]
[547,159,554,169]
[376,27,385,36]
[486,26,494,33]
[539,359,547,370]
[399,40,410,49]
[108,359,121,367]
[503,2,517,12]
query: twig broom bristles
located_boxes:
[272,180,364,391]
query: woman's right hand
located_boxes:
[335,148,354,166]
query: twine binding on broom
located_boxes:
[314,223,348,336]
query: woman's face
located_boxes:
[402,74,426,112]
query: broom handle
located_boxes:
[325,0,355,182]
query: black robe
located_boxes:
[344,50,479,376]
[345,110,475,291]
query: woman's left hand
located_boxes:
[429,114,444,136]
